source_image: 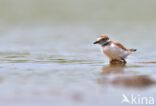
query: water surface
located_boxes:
[0,23,156,106]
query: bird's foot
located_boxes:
[110,59,127,66]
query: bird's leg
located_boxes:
[121,58,127,64]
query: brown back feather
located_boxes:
[112,41,128,51]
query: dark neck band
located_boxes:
[102,41,110,46]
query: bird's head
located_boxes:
[93,34,109,46]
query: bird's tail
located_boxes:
[129,49,137,52]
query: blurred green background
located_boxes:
[0,0,156,24]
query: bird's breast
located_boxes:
[102,44,128,59]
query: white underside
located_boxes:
[102,43,130,60]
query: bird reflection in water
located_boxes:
[101,62,125,75]
[98,63,156,89]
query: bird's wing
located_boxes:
[112,41,128,51]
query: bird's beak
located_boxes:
[93,41,99,44]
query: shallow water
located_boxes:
[0,0,156,105]
[0,23,155,106]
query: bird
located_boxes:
[93,34,136,64]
